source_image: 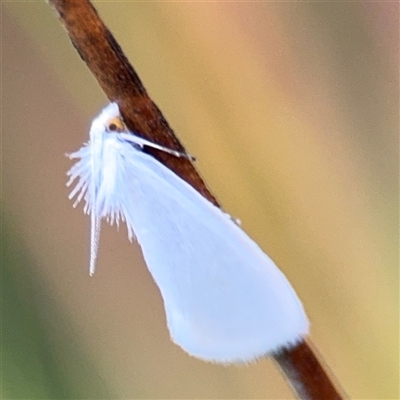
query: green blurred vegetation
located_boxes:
[1,210,111,399]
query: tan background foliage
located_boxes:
[2,2,398,399]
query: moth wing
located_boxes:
[113,145,308,363]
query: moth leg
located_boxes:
[222,210,242,226]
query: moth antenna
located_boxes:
[118,133,195,161]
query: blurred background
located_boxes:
[2,1,398,399]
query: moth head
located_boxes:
[105,116,127,133]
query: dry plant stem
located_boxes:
[48,1,345,399]
[48,0,218,205]
[273,340,345,400]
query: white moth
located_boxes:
[67,103,309,364]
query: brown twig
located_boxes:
[273,340,345,399]
[48,0,218,206]
[47,0,346,398]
